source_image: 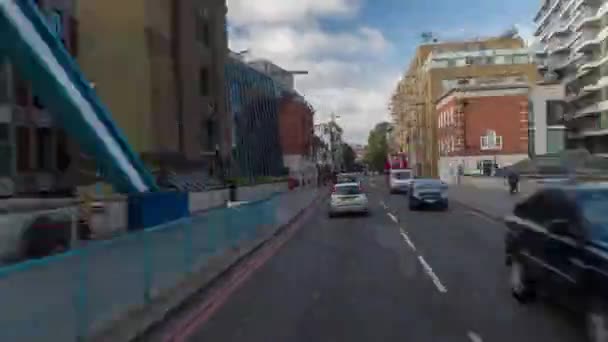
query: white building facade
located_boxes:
[534,0,608,155]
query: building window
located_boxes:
[16,126,30,172]
[14,72,28,106]
[480,130,503,150]
[199,67,209,96]
[0,124,10,176]
[46,10,63,39]
[195,8,211,47]
[546,100,565,125]
[33,95,45,109]
[0,61,9,103]
[547,129,565,154]
[434,60,449,68]
[513,55,530,64]
[56,129,70,172]
[455,58,466,66]
[36,127,51,170]
[205,119,216,151]
[0,124,8,142]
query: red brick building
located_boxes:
[278,93,315,183]
[436,84,529,182]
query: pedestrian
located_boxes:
[506,167,520,194]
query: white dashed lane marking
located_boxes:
[387,213,398,223]
[399,229,416,251]
[418,255,447,293]
[379,200,388,210]
[467,331,483,342]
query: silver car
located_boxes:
[329,182,369,217]
[409,179,448,210]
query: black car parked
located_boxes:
[504,184,608,342]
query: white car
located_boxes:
[329,182,369,217]
[389,169,413,194]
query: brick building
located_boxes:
[278,93,316,184]
[391,36,540,177]
[436,84,529,182]
[77,0,230,175]
[0,0,79,196]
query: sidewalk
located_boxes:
[449,184,528,220]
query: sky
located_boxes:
[226,0,540,144]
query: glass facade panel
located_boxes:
[547,129,565,154]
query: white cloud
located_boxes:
[227,0,396,144]
[227,0,360,25]
[514,23,536,47]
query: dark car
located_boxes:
[504,184,608,342]
[408,179,448,211]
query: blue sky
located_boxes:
[227,0,540,143]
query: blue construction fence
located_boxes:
[127,191,190,230]
[0,188,318,342]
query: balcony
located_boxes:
[582,76,608,92]
[560,0,578,18]
[536,0,562,30]
[574,26,608,53]
[552,51,588,70]
[580,54,608,71]
[575,3,608,32]
[574,99,608,119]
[546,11,581,40]
[548,32,581,55]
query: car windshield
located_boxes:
[335,185,361,195]
[577,190,608,245]
[392,171,411,180]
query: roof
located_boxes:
[436,82,530,104]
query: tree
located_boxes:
[365,122,391,172]
[341,143,356,172]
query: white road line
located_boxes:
[399,230,416,251]
[387,213,398,223]
[467,331,483,342]
[417,255,447,293]
[379,200,388,209]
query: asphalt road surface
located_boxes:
[152,177,586,342]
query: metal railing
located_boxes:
[0,189,318,342]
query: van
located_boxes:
[389,169,413,194]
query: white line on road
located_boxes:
[417,255,447,293]
[399,230,416,251]
[387,213,398,223]
[467,331,483,342]
[379,200,388,209]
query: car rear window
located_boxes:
[392,171,411,180]
[335,185,361,195]
[338,176,358,183]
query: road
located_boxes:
[151,177,585,342]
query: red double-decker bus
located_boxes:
[384,153,408,171]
